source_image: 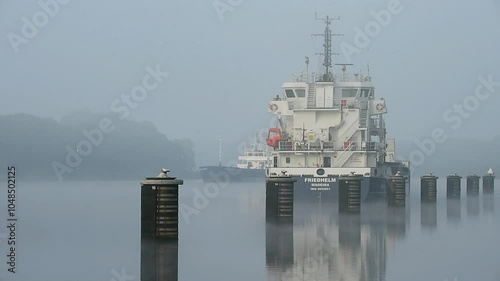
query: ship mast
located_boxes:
[314,13,342,82]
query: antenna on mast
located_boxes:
[218,135,223,166]
[305,56,310,82]
[313,13,343,82]
[335,63,353,82]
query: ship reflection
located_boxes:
[266,201,408,281]
[141,237,178,281]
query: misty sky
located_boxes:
[1,0,500,145]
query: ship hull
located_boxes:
[199,166,265,183]
[291,175,389,203]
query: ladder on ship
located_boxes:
[307,83,316,108]
[359,109,368,128]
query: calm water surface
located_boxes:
[1,179,499,281]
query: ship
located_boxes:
[199,136,270,183]
[265,15,410,202]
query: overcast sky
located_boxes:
[1,0,499,145]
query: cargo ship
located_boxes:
[199,136,270,183]
[265,15,410,202]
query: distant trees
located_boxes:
[0,112,196,181]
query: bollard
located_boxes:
[141,168,183,239]
[466,174,480,196]
[388,171,407,206]
[421,173,438,203]
[446,173,462,199]
[266,171,296,221]
[483,168,495,194]
[339,172,363,213]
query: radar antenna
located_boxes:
[313,13,343,82]
[335,63,353,82]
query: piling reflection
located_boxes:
[266,200,407,281]
[466,195,480,217]
[266,220,294,270]
[446,198,461,224]
[421,202,437,231]
[483,194,495,214]
[141,237,178,281]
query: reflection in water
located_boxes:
[446,198,461,224]
[483,195,495,214]
[421,202,437,231]
[141,237,178,281]
[266,221,294,270]
[466,195,480,217]
[266,201,407,281]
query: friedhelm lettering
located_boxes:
[304,177,337,183]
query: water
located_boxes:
[1,179,499,281]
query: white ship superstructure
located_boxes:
[265,16,409,201]
[237,139,270,170]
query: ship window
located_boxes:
[286,157,290,163]
[361,89,370,97]
[342,88,358,98]
[295,89,306,98]
[285,89,295,98]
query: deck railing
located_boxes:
[276,141,377,152]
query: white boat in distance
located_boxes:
[200,135,270,183]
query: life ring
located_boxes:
[376,103,385,111]
[269,103,278,112]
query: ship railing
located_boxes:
[337,141,378,152]
[314,73,372,83]
[277,141,336,151]
[276,141,378,152]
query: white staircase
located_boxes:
[335,150,354,167]
[337,117,359,145]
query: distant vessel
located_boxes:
[199,136,270,183]
[265,15,410,202]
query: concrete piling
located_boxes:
[466,174,480,197]
[421,173,438,203]
[483,169,495,214]
[141,169,183,239]
[446,173,462,199]
[483,169,495,194]
[339,173,363,213]
[266,171,296,221]
[466,174,480,217]
[388,171,407,206]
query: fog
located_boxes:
[1,0,499,167]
